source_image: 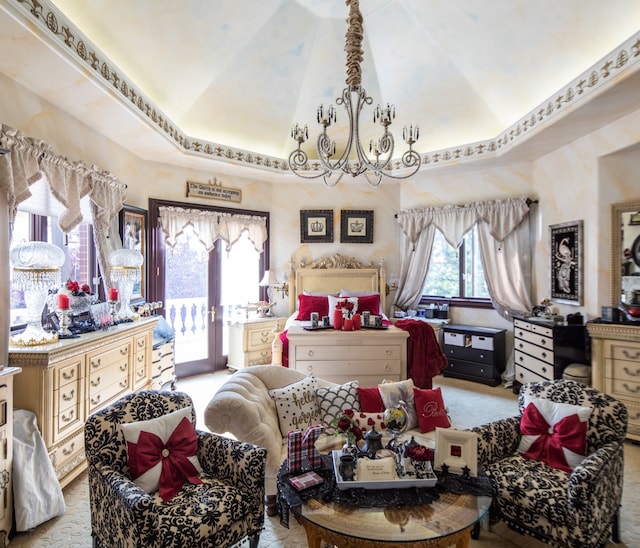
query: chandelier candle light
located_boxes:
[289,0,421,187]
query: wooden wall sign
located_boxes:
[186,178,242,203]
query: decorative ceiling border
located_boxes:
[10,0,640,176]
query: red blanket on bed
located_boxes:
[394,319,448,389]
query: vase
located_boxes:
[343,318,354,331]
[352,313,362,330]
[333,309,343,330]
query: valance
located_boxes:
[158,206,267,253]
[396,197,531,247]
[0,124,127,233]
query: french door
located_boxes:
[148,199,268,379]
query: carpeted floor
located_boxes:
[10,372,640,547]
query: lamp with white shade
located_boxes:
[259,270,288,302]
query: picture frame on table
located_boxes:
[300,210,333,243]
[549,220,583,305]
[434,428,478,477]
[118,204,147,303]
[340,209,374,244]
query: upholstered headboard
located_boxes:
[287,254,387,315]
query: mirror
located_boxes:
[611,200,640,304]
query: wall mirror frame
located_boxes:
[611,199,640,304]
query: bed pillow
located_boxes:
[357,386,385,412]
[121,406,203,502]
[295,294,329,321]
[269,376,322,435]
[303,290,339,297]
[413,387,451,433]
[355,294,381,316]
[328,295,359,325]
[378,379,418,430]
[518,397,592,472]
[316,381,360,428]
[340,289,384,314]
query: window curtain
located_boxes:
[0,123,127,291]
[158,206,267,253]
[394,197,533,318]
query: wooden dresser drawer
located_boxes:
[298,360,400,379]
[88,373,130,413]
[514,350,554,380]
[604,340,640,362]
[247,326,273,350]
[513,338,554,364]
[54,357,83,390]
[514,327,554,352]
[294,344,401,361]
[49,429,85,479]
[245,348,272,366]
[514,318,553,338]
[87,341,130,373]
[515,364,547,385]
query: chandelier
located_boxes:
[288,0,421,188]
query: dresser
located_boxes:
[513,317,587,390]
[442,324,506,386]
[150,339,176,390]
[227,317,284,370]
[287,326,409,387]
[0,367,20,548]
[587,321,640,441]
[9,317,158,487]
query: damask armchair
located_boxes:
[85,390,267,548]
[470,380,627,548]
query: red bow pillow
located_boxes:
[121,406,203,502]
[518,397,592,472]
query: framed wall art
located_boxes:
[549,220,583,305]
[340,210,374,244]
[300,210,333,243]
[119,204,147,302]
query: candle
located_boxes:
[109,287,119,301]
[57,293,70,310]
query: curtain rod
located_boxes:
[394,198,539,218]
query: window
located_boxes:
[422,226,490,306]
[10,210,98,328]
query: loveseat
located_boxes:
[204,365,433,515]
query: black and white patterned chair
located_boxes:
[470,380,628,548]
[85,390,266,548]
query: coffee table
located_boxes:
[291,491,491,548]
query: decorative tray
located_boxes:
[361,324,389,330]
[303,325,334,331]
[331,450,437,490]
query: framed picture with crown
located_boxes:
[300,210,334,243]
[341,210,374,244]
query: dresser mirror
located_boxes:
[612,200,640,304]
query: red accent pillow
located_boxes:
[357,386,385,412]
[518,398,591,472]
[295,295,329,321]
[413,387,451,433]
[356,294,381,315]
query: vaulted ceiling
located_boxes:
[1,0,640,179]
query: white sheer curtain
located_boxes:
[394,197,533,318]
[158,206,267,253]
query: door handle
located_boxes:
[208,306,216,323]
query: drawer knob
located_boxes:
[542,367,547,374]
[137,339,145,347]
[120,348,128,355]
[120,363,127,372]
[62,443,75,456]
[623,383,639,394]
[540,338,546,345]
[91,358,101,368]
[479,353,485,359]
[120,380,128,388]
[518,343,523,349]
[62,389,75,401]
[384,364,391,371]
[91,395,101,406]
[385,350,392,356]
[91,377,101,387]
[622,349,640,360]
[61,410,75,423]
[307,350,314,357]
[62,370,75,380]
[623,366,640,377]
[306,366,313,373]
[541,352,547,359]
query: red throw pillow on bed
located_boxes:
[356,294,381,315]
[357,386,385,412]
[413,387,451,433]
[295,295,329,320]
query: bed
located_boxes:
[279,254,447,388]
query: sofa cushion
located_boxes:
[121,406,203,502]
[316,380,360,428]
[357,386,385,412]
[269,376,322,436]
[353,411,387,432]
[518,397,592,472]
[378,379,418,430]
[413,386,451,433]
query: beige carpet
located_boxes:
[10,373,640,547]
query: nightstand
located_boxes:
[442,324,506,386]
[227,317,284,370]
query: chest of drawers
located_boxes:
[287,326,409,387]
[587,322,640,441]
[513,317,587,389]
[227,317,284,370]
[442,324,506,386]
[9,317,158,487]
[151,339,175,390]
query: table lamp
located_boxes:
[108,249,143,321]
